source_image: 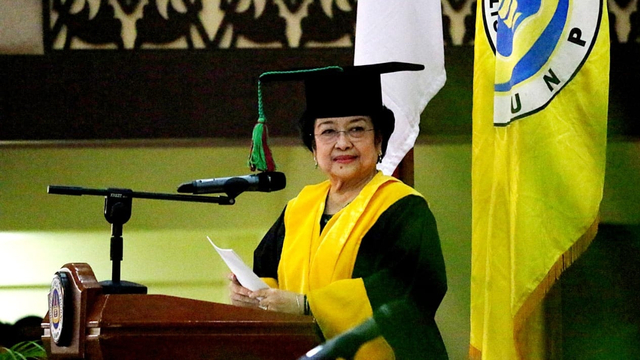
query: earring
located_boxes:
[314,157,318,169]
[377,152,383,164]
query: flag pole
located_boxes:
[392,148,414,187]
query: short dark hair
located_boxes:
[298,106,396,157]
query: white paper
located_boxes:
[207,236,269,291]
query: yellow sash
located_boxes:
[276,172,420,359]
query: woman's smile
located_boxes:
[333,154,357,164]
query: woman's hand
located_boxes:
[227,273,260,308]
[250,288,305,315]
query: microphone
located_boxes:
[299,299,448,360]
[177,172,286,196]
[298,301,408,360]
[300,317,379,360]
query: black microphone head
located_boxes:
[177,182,195,193]
[258,172,286,192]
[373,299,416,330]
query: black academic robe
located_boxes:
[254,195,448,359]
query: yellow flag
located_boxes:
[470,0,609,358]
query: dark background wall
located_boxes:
[1,44,638,141]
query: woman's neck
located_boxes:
[325,171,377,214]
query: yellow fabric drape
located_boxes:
[470,1,609,358]
[273,172,419,359]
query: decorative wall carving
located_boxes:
[44,0,357,50]
[43,0,639,51]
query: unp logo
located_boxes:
[482,0,604,125]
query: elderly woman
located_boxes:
[229,63,448,359]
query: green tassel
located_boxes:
[247,66,342,172]
[248,116,275,172]
[248,76,276,172]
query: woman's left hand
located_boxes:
[250,288,304,315]
[228,273,260,308]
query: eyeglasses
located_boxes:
[314,127,375,143]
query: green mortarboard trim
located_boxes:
[247,66,343,172]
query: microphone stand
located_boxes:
[48,185,236,295]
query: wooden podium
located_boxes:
[42,263,321,360]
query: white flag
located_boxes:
[354,0,446,175]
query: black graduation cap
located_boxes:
[258,62,425,118]
[247,62,424,173]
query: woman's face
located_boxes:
[313,115,381,185]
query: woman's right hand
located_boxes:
[227,273,260,308]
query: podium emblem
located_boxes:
[49,271,72,346]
